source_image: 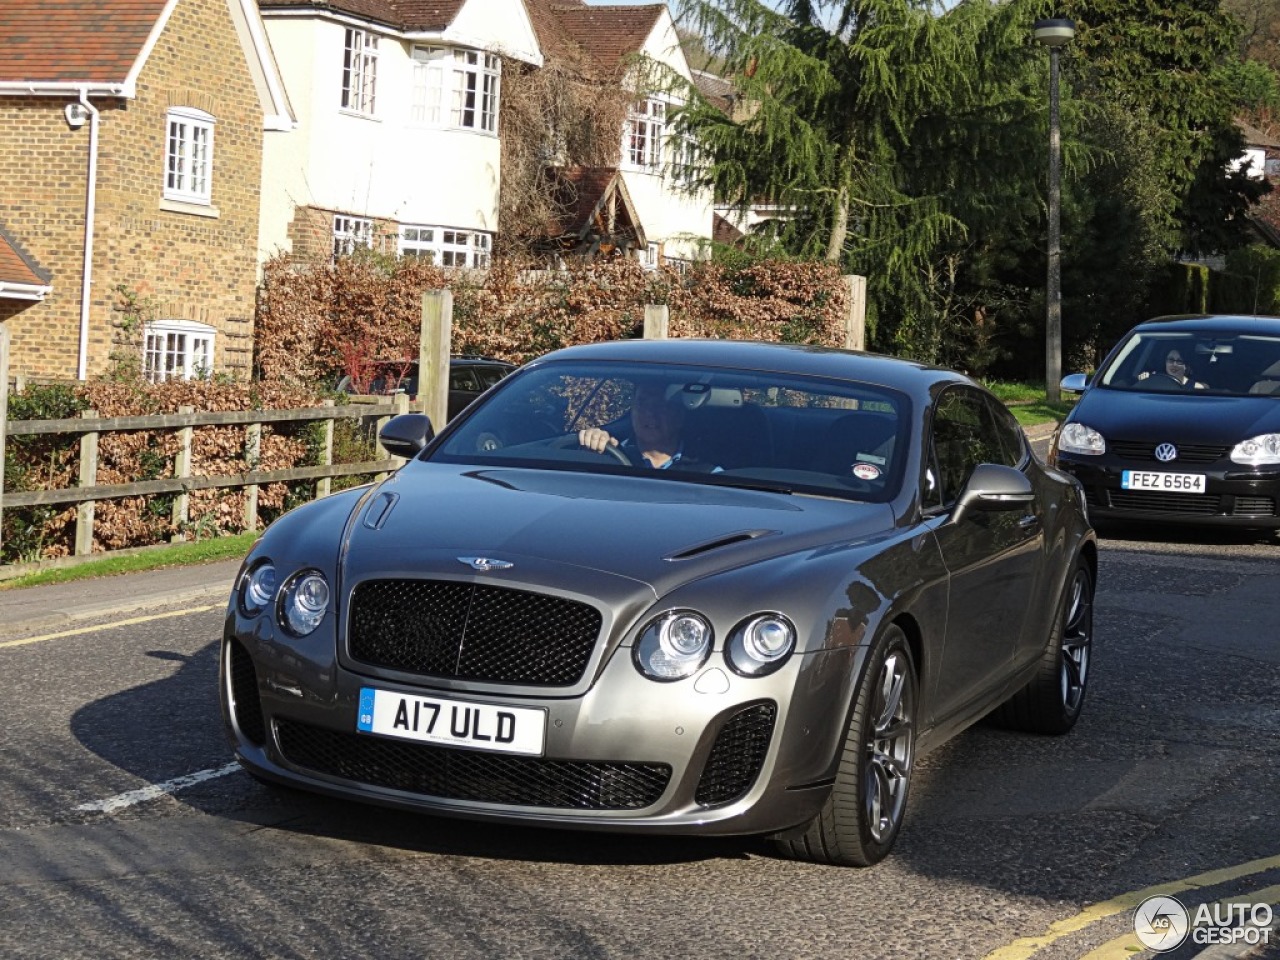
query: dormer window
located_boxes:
[411,46,500,133]
[342,28,378,115]
[625,98,665,171]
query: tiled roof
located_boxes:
[523,0,662,76]
[257,0,467,32]
[0,222,52,289]
[712,212,743,246]
[546,166,644,244]
[692,69,735,113]
[0,0,169,84]
[1238,119,1280,150]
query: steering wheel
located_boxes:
[1149,372,1187,388]
[549,433,633,466]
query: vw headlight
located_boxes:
[280,570,330,636]
[634,611,713,681]
[1058,422,1106,456]
[726,614,796,677]
[1231,434,1280,465]
[239,562,277,616]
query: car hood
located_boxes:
[341,463,896,599]
[1073,389,1280,443]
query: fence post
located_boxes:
[376,393,410,481]
[0,327,9,562]
[644,304,669,339]
[244,421,261,531]
[171,404,194,542]
[419,289,452,430]
[75,409,99,556]
[317,399,334,499]
[843,275,867,351]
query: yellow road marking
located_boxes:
[983,854,1280,960]
[1079,883,1280,960]
[0,604,222,649]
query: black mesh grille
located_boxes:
[1232,496,1276,516]
[1109,441,1228,464]
[695,702,776,807]
[349,579,604,685]
[229,638,266,746]
[1107,490,1222,514]
[276,718,670,810]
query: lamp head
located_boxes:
[1033,18,1076,47]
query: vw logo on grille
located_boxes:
[1154,443,1178,462]
[458,556,514,572]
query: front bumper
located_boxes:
[1055,455,1280,528]
[221,618,863,837]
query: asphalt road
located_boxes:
[1,528,1278,960]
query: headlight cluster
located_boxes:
[633,610,796,681]
[237,561,330,637]
[1231,434,1280,465]
[1058,422,1106,455]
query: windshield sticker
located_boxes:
[853,463,881,481]
[856,452,886,465]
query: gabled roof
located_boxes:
[0,0,173,91]
[1238,119,1280,150]
[0,0,293,127]
[547,166,645,248]
[0,222,53,301]
[257,0,467,31]
[522,0,663,78]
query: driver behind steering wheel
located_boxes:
[1136,347,1208,390]
[578,382,720,471]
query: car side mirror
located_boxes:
[379,413,435,458]
[952,463,1035,523]
[1060,373,1089,394]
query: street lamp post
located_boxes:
[1034,17,1074,404]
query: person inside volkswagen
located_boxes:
[1137,347,1209,390]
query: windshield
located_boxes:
[1097,331,1280,396]
[429,360,912,502]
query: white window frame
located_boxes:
[342,28,378,115]
[625,98,666,171]
[143,320,216,383]
[398,224,492,267]
[642,242,660,270]
[333,215,374,257]
[164,108,214,205]
[412,46,500,134]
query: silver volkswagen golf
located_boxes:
[222,339,1095,866]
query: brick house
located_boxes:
[0,0,292,382]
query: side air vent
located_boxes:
[666,530,775,561]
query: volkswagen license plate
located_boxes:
[1121,470,1205,493]
[357,687,546,755]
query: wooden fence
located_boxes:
[0,360,409,578]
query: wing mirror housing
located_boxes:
[379,413,435,458]
[1060,373,1089,394]
[952,463,1035,523]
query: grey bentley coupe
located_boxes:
[221,339,1096,866]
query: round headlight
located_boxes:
[1231,433,1280,465]
[240,562,277,616]
[727,614,796,677]
[634,611,713,681]
[1058,422,1106,456]
[280,570,330,636]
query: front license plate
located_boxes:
[357,687,546,756]
[1121,470,1206,493]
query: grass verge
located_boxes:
[0,531,259,590]
[981,379,1077,428]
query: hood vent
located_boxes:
[665,529,776,561]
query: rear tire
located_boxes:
[992,560,1093,734]
[773,624,917,867]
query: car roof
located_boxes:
[1136,314,1280,336]
[523,339,972,395]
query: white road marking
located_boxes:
[76,762,241,814]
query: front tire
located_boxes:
[993,560,1093,734]
[774,624,917,867]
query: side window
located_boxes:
[450,367,480,391]
[982,395,1026,467]
[929,387,1005,506]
